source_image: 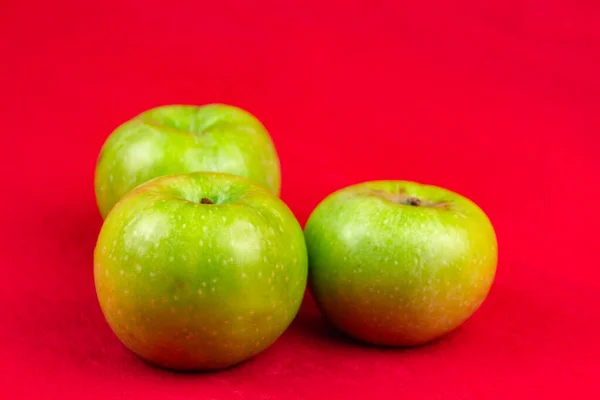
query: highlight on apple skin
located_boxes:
[303,180,498,346]
[94,104,281,219]
[94,172,307,371]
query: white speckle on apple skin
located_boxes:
[197,289,203,295]
[120,270,124,276]
[150,272,155,277]
[136,265,142,272]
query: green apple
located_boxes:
[93,172,308,370]
[94,104,281,219]
[304,180,498,346]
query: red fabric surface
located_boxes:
[1,1,599,398]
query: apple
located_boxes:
[94,104,281,219]
[93,172,308,370]
[304,180,498,346]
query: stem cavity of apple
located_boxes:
[200,198,214,204]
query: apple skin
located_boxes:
[94,104,281,219]
[304,180,498,346]
[94,172,307,370]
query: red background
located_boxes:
[1,1,599,398]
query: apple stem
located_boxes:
[200,198,214,204]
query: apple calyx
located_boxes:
[403,197,422,206]
[200,198,214,204]
[365,189,449,209]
